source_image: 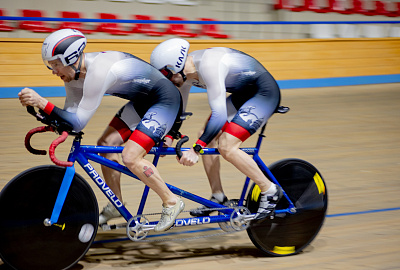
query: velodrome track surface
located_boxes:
[0,83,399,269]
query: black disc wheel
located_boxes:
[246,158,328,256]
[0,165,98,270]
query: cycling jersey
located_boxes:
[179,48,281,146]
[44,51,181,145]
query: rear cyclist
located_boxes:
[151,38,282,220]
[18,29,185,232]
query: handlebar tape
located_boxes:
[25,126,54,155]
[49,131,73,167]
[175,136,189,159]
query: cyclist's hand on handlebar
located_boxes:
[163,136,173,147]
[177,147,199,166]
[18,88,48,110]
[160,136,173,157]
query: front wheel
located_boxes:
[0,165,99,270]
[246,158,328,256]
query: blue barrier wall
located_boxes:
[2,74,400,99]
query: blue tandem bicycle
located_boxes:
[0,105,328,270]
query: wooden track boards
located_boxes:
[0,83,399,269]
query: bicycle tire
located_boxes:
[246,158,328,256]
[0,165,98,270]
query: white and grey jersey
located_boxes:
[53,51,177,132]
[179,48,281,145]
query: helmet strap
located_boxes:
[179,67,187,82]
[71,55,83,80]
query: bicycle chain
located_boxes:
[143,206,235,216]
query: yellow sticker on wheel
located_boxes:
[272,246,295,255]
[314,173,325,195]
[251,185,261,202]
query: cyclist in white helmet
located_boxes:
[18,29,185,232]
[151,38,282,220]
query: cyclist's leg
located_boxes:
[219,132,272,192]
[219,72,279,189]
[121,85,184,231]
[122,130,184,232]
[219,127,282,220]
[122,103,178,204]
[201,129,224,194]
[98,102,141,200]
[219,72,281,218]
[190,97,240,216]
[190,129,227,217]
[97,102,139,223]
[122,139,177,205]
[201,96,237,195]
[98,126,126,202]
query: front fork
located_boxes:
[44,165,76,226]
[44,136,81,226]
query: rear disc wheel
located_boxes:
[246,158,328,256]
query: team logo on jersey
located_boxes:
[142,112,166,137]
[134,78,151,84]
[238,106,263,130]
[241,70,256,76]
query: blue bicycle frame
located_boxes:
[48,131,296,228]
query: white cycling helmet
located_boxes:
[42,29,86,79]
[150,38,190,80]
